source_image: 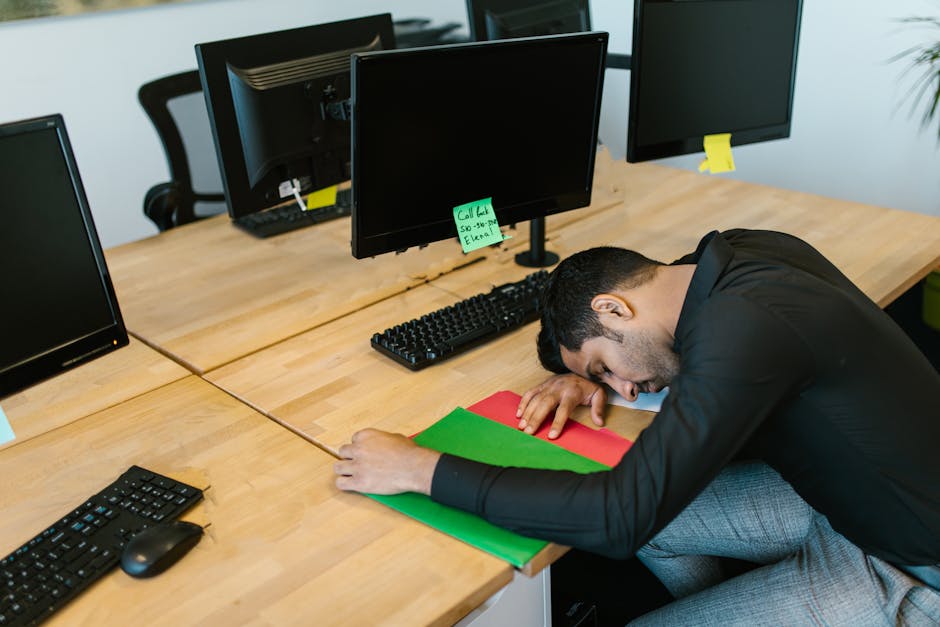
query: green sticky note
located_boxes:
[453,197,506,253]
[368,407,609,567]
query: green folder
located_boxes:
[368,407,609,567]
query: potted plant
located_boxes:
[894,15,940,330]
[895,16,940,137]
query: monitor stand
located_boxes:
[514,217,559,268]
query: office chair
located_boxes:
[138,70,226,231]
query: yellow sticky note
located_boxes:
[699,133,735,174]
[453,197,508,253]
[305,185,338,211]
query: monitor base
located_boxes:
[515,249,559,268]
[514,216,559,268]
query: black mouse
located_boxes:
[120,520,204,578]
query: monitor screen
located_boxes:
[627,0,802,162]
[350,32,607,260]
[196,14,395,220]
[0,115,128,399]
[466,0,591,40]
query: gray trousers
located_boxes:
[630,461,940,625]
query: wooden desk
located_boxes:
[8,159,936,624]
[435,162,939,309]
[536,161,940,307]
[208,161,940,455]
[103,149,625,377]
[103,215,486,376]
[206,161,940,575]
[206,282,653,457]
[0,376,512,626]
[0,337,188,452]
[205,280,652,577]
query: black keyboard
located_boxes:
[371,270,550,370]
[0,466,203,626]
[233,188,351,238]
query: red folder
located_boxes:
[369,391,634,567]
[468,390,632,466]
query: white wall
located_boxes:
[1,0,938,248]
[0,0,469,247]
[594,0,940,220]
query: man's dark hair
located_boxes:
[537,247,664,373]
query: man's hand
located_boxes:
[517,374,608,439]
[335,429,441,495]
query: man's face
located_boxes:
[560,324,679,402]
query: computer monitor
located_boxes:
[0,114,128,399]
[350,32,607,266]
[627,0,802,163]
[466,0,591,41]
[195,14,395,223]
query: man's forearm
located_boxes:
[335,429,441,495]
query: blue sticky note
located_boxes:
[0,405,14,445]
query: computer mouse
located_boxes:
[120,520,204,578]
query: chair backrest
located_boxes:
[138,70,226,231]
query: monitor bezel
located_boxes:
[195,14,395,221]
[350,32,608,260]
[626,0,803,163]
[0,114,129,399]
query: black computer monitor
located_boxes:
[0,114,128,399]
[195,14,395,222]
[627,0,802,163]
[466,0,591,41]
[350,32,607,266]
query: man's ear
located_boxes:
[591,293,634,321]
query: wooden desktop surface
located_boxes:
[102,214,486,376]
[534,161,940,307]
[0,337,189,452]
[207,160,940,456]
[0,376,512,626]
[433,161,940,427]
[205,280,653,577]
[204,160,940,579]
[5,158,938,624]
[206,280,655,457]
[102,148,625,377]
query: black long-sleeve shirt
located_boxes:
[431,230,940,565]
